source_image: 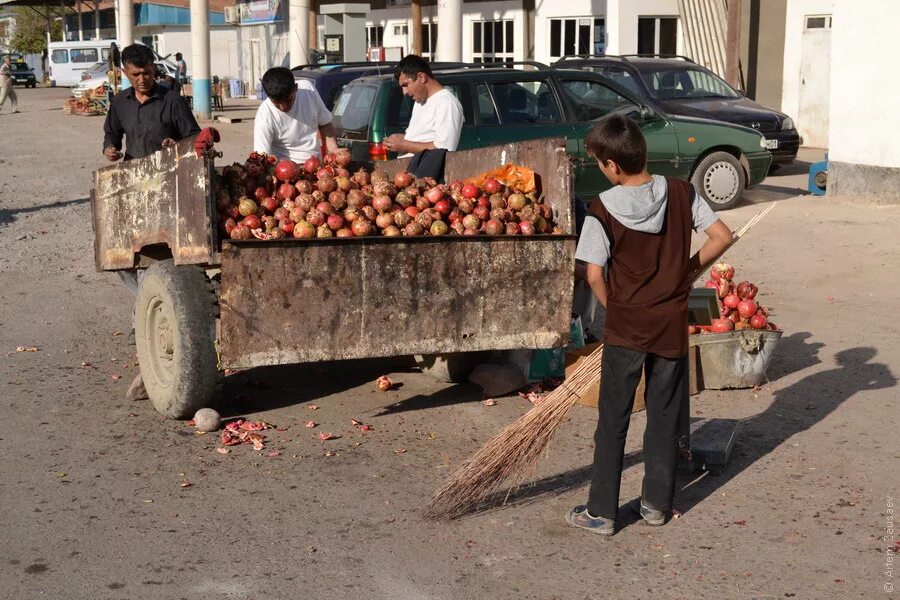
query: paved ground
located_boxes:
[0,88,897,600]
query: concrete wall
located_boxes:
[827,0,900,202]
[605,0,680,55]
[148,26,241,79]
[740,0,786,108]
[533,0,606,64]
[781,0,832,130]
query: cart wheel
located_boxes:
[135,259,222,418]
[415,352,488,384]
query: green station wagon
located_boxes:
[332,66,772,210]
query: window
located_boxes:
[393,23,408,37]
[476,83,499,124]
[51,49,69,64]
[589,66,641,95]
[560,79,636,121]
[101,48,110,61]
[421,22,438,58]
[549,17,605,62]
[471,19,514,64]
[637,17,678,55]
[332,84,377,132]
[70,48,98,63]
[640,67,739,100]
[488,80,560,124]
[366,25,384,48]
[805,15,832,29]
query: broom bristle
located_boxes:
[424,204,775,521]
[424,347,604,520]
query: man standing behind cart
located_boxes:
[383,55,464,160]
[253,67,341,161]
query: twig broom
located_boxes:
[424,204,776,520]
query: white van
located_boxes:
[48,40,179,87]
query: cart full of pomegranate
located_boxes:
[688,262,781,336]
[215,150,561,242]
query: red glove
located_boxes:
[194,127,221,157]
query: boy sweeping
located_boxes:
[567,115,733,536]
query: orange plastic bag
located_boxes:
[465,163,536,194]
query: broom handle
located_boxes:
[686,204,775,285]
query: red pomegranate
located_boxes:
[383,225,401,237]
[722,294,741,310]
[242,214,262,230]
[281,218,295,234]
[710,262,735,282]
[375,213,394,230]
[461,183,479,199]
[230,224,252,240]
[505,222,520,235]
[710,318,734,333]
[485,219,504,235]
[737,299,758,319]
[519,221,536,236]
[434,200,451,216]
[327,213,344,231]
[483,178,501,195]
[274,160,296,182]
[306,208,325,227]
[372,195,393,213]
[394,171,414,188]
[473,205,490,221]
[749,314,768,329]
[425,186,444,204]
[254,186,268,202]
[351,219,373,237]
[394,211,412,228]
[294,220,315,238]
[317,176,337,194]
[462,214,480,230]
[328,190,347,211]
[336,227,354,238]
[303,156,320,174]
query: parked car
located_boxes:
[291,62,468,111]
[332,65,772,209]
[9,60,37,87]
[72,60,179,98]
[554,55,800,165]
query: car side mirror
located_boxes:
[639,105,656,120]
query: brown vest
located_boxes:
[589,177,693,358]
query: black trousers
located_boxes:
[586,344,687,519]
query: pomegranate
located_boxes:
[476,196,490,209]
[361,205,377,221]
[757,305,769,317]
[270,227,286,239]
[395,191,413,208]
[473,205,490,221]
[737,299,758,319]
[722,294,741,310]
[266,154,277,165]
[450,222,466,235]
[403,222,424,236]
[376,375,393,391]
[489,194,506,210]
[297,193,315,211]
[405,206,420,218]
[447,208,463,224]
[415,196,431,211]
[370,169,389,184]
[430,220,449,236]
[376,213,394,230]
[316,224,333,238]
[274,160,296,182]
[710,318,734,333]
[711,262,735,282]
[238,197,258,217]
[294,180,312,195]
[483,178,501,195]
[276,182,296,201]
[230,224,252,240]
[303,156,320,174]
[327,213,344,231]
[415,211,433,229]
[336,228,354,238]
[347,189,367,208]
[434,199,451,216]
[289,208,306,223]
[223,218,237,235]
[394,211,412,228]
[226,205,241,219]
[519,221,536,236]
[462,214,481,230]
[254,186,268,202]
[281,218,295,234]
[372,195,393,213]
[704,279,718,290]
[306,208,325,227]
[315,202,333,216]
[274,207,290,221]
[461,183,479,199]
[242,214,261,230]
[351,219,373,237]
[716,278,732,299]
[259,197,278,214]
[749,314,768,329]
[458,198,474,214]
[394,171,414,188]
[334,149,351,166]
[728,311,740,324]
[343,207,360,223]
[262,215,277,231]
[351,168,369,187]
[334,176,351,192]
[317,176,337,194]
[316,165,335,179]
[424,186,444,205]
[462,227,479,236]
[485,219,504,235]
[490,208,506,222]
[328,190,347,211]
[383,225,401,237]
[373,181,396,197]
[294,220,315,238]
[505,222,519,235]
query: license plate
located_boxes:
[765,139,779,150]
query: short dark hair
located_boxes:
[261,67,297,102]
[175,52,182,60]
[121,44,155,69]
[394,54,433,81]
[584,114,647,175]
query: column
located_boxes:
[94,0,100,40]
[118,0,133,47]
[190,0,211,118]
[436,0,461,62]
[289,0,310,69]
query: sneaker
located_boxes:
[634,500,667,526]
[566,505,615,536]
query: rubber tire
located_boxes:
[135,260,222,418]
[414,352,488,384]
[690,151,746,210]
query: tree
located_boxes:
[10,7,63,55]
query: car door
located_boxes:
[384,81,478,154]
[472,76,578,154]
[556,75,680,198]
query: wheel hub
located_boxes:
[703,161,739,203]
[145,296,175,387]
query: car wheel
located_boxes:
[691,151,746,210]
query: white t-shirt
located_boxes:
[254,83,332,162]
[403,88,464,156]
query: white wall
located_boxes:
[147,26,241,79]
[780,0,832,126]
[606,0,679,55]
[533,0,607,65]
[828,0,900,169]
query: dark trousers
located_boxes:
[586,344,687,519]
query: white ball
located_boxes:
[194,408,222,432]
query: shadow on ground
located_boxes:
[0,197,89,227]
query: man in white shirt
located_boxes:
[383,55,464,157]
[254,67,340,161]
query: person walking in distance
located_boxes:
[175,52,187,85]
[0,57,20,115]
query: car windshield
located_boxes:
[332,83,378,133]
[639,67,740,100]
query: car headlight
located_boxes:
[781,117,794,130]
[759,136,767,149]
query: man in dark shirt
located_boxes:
[102,44,200,161]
